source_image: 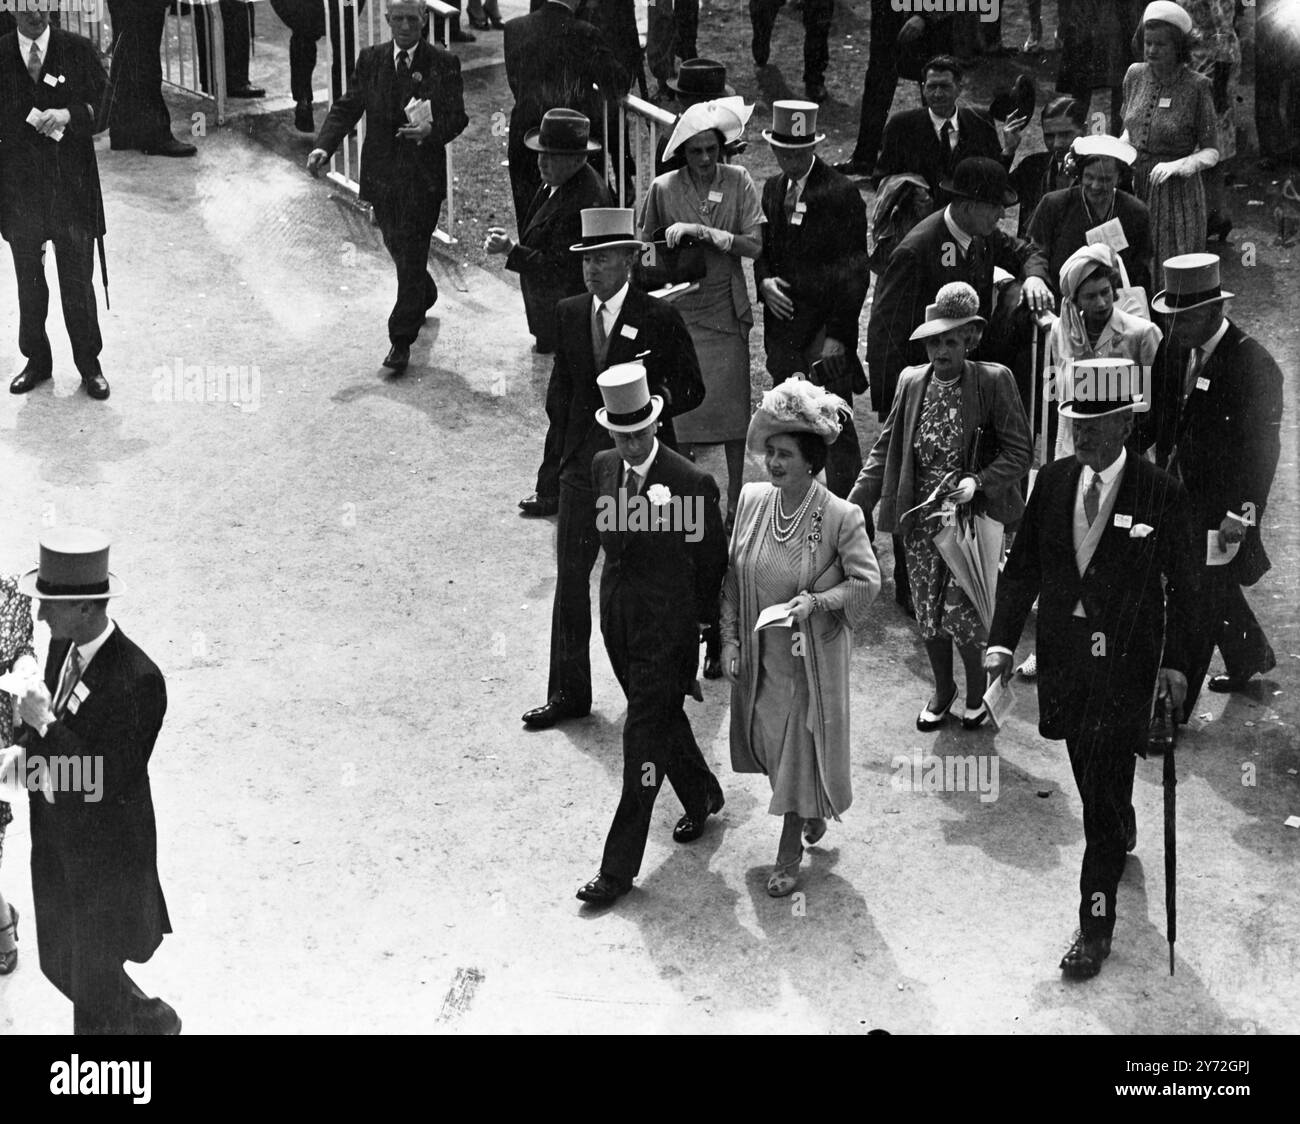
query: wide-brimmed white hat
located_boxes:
[1141,1,1193,36]
[1071,134,1137,167]
[595,361,664,433]
[18,526,126,601]
[662,97,752,162]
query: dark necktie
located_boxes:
[592,301,608,359]
[624,465,642,496]
[397,49,410,81]
[54,648,83,716]
[1084,472,1102,528]
[940,120,954,171]
[27,41,42,83]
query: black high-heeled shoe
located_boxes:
[0,904,18,975]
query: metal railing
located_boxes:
[322,0,459,244]
[613,92,675,210]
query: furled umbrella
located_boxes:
[1149,688,1178,975]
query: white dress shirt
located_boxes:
[593,280,630,339]
[41,620,115,734]
[625,438,660,489]
[942,205,973,255]
[17,25,51,73]
[929,108,958,149]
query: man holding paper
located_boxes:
[308,0,469,373]
[1149,253,1284,710]
[984,378,1199,981]
[0,5,110,400]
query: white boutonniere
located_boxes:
[1129,523,1155,538]
[646,483,672,507]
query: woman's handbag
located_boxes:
[634,228,709,290]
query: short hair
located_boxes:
[1041,96,1087,130]
[785,431,829,475]
[1138,19,1195,64]
[922,56,962,84]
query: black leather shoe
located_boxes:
[519,493,559,517]
[961,703,990,730]
[141,136,197,157]
[488,16,505,29]
[1060,931,1112,980]
[521,697,588,729]
[672,789,724,843]
[917,686,958,731]
[1208,647,1276,693]
[383,343,409,371]
[9,366,51,394]
[450,27,477,42]
[576,871,630,905]
[831,160,873,178]
[468,15,490,29]
[82,373,110,400]
[294,100,314,133]
[228,83,266,98]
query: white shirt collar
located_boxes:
[1196,317,1230,365]
[929,107,958,141]
[393,41,416,66]
[67,619,115,675]
[626,438,660,478]
[943,205,972,253]
[788,159,815,195]
[1083,445,1127,491]
[594,281,629,321]
[18,25,52,62]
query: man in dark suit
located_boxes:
[1149,254,1283,711]
[486,110,611,516]
[833,2,954,177]
[503,0,627,230]
[193,0,267,102]
[521,207,704,730]
[755,101,869,499]
[12,528,178,1034]
[575,363,727,906]
[1,7,111,400]
[986,377,1199,980]
[104,0,196,156]
[308,0,468,372]
[872,56,1008,204]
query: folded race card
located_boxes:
[754,603,796,631]
[26,107,64,141]
[982,675,1018,729]
[404,98,432,127]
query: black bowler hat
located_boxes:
[665,58,734,100]
[523,108,602,153]
[940,157,1019,206]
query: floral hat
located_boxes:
[745,376,847,454]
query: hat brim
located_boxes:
[910,313,986,341]
[523,129,602,153]
[1058,400,1146,419]
[569,237,647,253]
[939,179,1019,207]
[1151,289,1233,314]
[745,411,839,455]
[762,129,826,149]
[666,79,735,98]
[596,396,664,433]
[16,568,126,600]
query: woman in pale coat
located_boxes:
[720,379,880,897]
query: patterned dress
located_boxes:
[0,577,36,864]
[1122,62,1219,284]
[903,376,985,647]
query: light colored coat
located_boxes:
[720,481,880,818]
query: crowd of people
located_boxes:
[0,0,1290,1034]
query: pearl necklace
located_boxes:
[771,483,815,542]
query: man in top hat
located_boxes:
[522,207,704,731]
[1,4,112,400]
[1027,134,1153,300]
[503,0,628,230]
[486,109,612,517]
[755,100,870,499]
[651,59,744,176]
[576,362,727,906]
[985,377,1199,980]
[748,0,834,102]
[1147,254,1283,709]
[868,155,1050,614]
[8,528,179,1033]
[868,56,1008,201]
[308,0,469,373]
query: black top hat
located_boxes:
[523,107,602,153]
[665,58,734,99]
[940,156,1019,207]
